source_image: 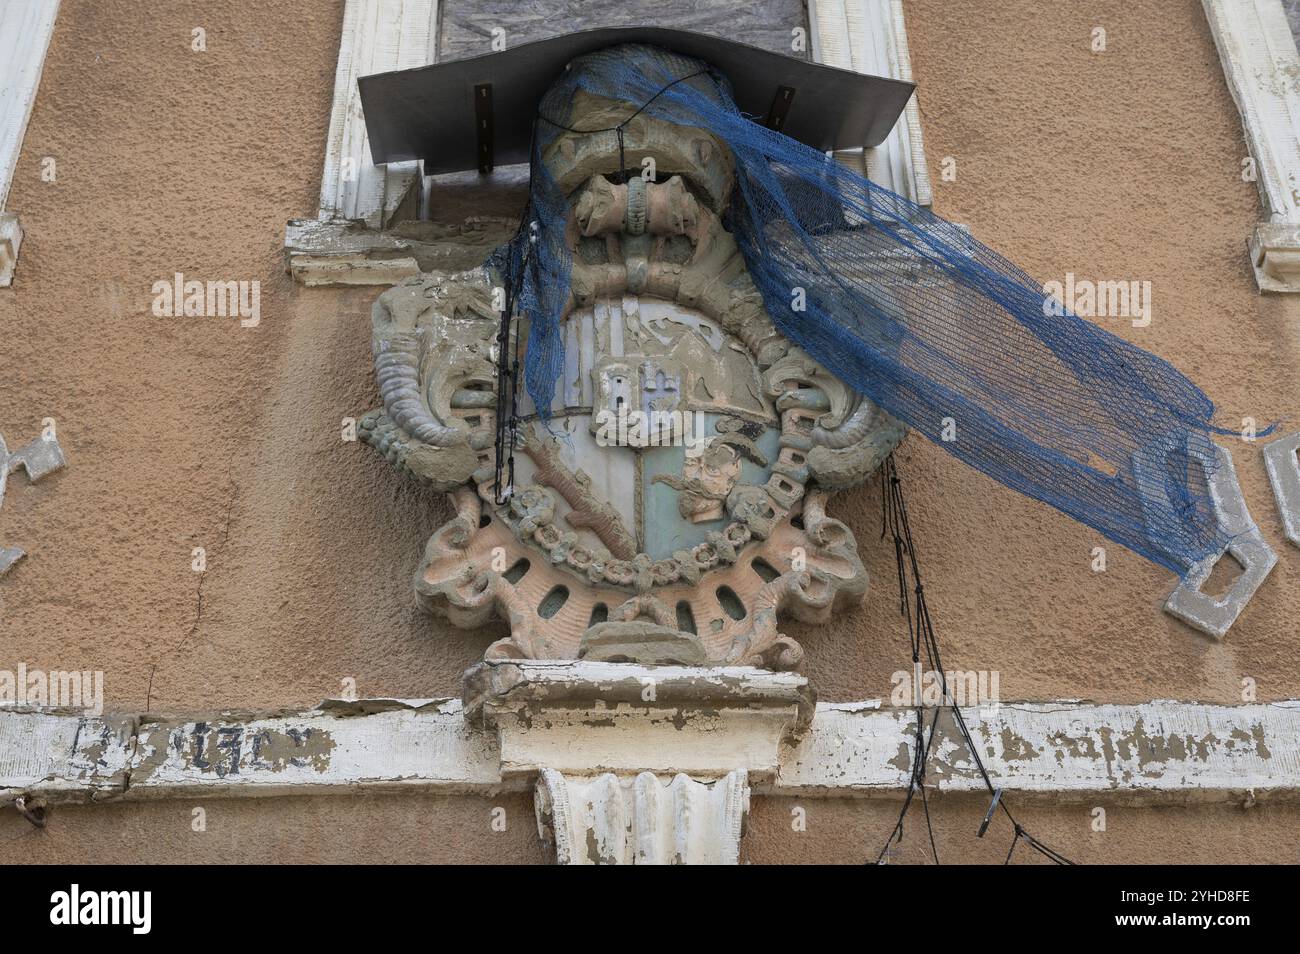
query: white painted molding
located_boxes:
[0,708,133,799]
[1263,430,1300,548]
[5,695,1299,805]
[780,700,1300,800]
[0,0,60,285]
[318,0,439,229]
[809,0,931,205]
[1202,0,1300,292]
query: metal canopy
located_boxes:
[358,26,916,175]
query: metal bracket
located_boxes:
[1162,445,1276,639]
[474,83,494,174]
[766,85,796,133]
[1263,430,1300,548]
[0,429,68,577]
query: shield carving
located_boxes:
[518,297,783,563]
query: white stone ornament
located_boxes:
[464,659,811,865]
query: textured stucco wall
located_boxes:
[4,791,1296,865]
[1,0,1298,863]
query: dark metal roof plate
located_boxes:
[358,26,916,175]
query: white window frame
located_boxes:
[1203,0,1300,292]
[809,0,931,206]
[0,0,61,286]
[287,0,441,286]
[318,0,440,228]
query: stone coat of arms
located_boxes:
[359,89,903,671]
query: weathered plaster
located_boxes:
[6,695,1299,806]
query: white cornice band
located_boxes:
[4,683,1296,804]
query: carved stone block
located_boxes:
[463,660,815,782]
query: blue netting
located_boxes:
[492,44,1254,577]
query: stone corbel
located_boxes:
[1250,222,1300,294]
[463,659,814,864]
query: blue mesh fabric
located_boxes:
[492,44,1256,577]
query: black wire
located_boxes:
[872,453,1075,866]
[875,703,941,864]
[535,68,711,135]
[1004,827,1022,865]
[492,115,540,506]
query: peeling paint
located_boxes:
[998,728,1041,761]
[5,696,1300,804]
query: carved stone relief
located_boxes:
[361,98,903,670]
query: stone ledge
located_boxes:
[777,700,1300,803]
[1202,0,1300,293]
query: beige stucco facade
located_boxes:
[1,0,1298,863]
